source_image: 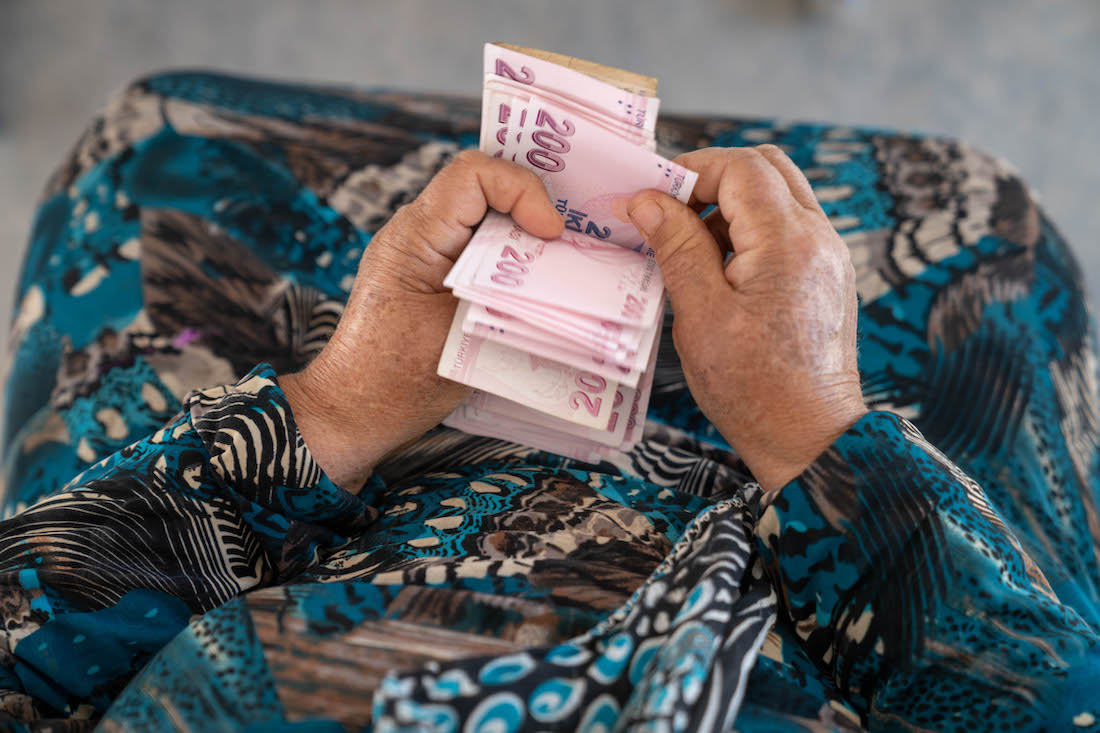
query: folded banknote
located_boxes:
[438,43,692,460]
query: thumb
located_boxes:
[627,191,729,317]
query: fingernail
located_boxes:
[629,200,664,236]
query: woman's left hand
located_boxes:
[281,151,564,490]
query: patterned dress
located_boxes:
[0,72,1097,732]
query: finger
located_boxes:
[679,145,821,213]
[627,190,729,318]
[703,208,733,257]
[673,147,800,252]
[672,147,748,209]
[722,244,767,290]
[614,195,709,223]
[621,200,732,259]
[420,151,564,257]
[753,144,822,213]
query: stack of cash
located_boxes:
[437,43,697,461]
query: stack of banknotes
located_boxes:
[436,43,699,461]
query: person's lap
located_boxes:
[4,67,1098,656]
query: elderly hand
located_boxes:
[627,146,867,490]
[281,151,564,490]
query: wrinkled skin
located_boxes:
[281,151,564,489]
[284,145,865,493]
[626,145,866,489]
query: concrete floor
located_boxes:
[2,0,1098,360]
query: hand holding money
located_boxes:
[281,151,564,490]
[282,44,864,488]
[435,44,700,461]
[626,147,867,489]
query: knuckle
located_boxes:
[658,233,705,280]
[517,164,544,189]
[801,245,840,277]
[661,253,694,285]
[717,147,761,170]
[833,236,856,266]
[746,176,791,206]
[453,149,483,168]
[394,200,440,242]
[799,242,851,287]
[397,197,428,224]
[756,144,795,167]
[387,201,418,230]
[791,229,823,259]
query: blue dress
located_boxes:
[0,72,1096,731]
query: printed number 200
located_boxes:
[526,109,576,174]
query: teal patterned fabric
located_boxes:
[0,72,1097,731]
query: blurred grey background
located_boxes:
[2,0,1098,361]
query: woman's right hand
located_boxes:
[626,145,867,490]
[282,151,563,490]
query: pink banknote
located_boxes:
[482,82,655,154]
[444,403,618,464]
[437,43,676,457]
[497,96,696,250]
[444,212,660,357]
[456,285,648,360]
[462,302,642,371]
[442,319,661,459]
[483,43,659,135]
[464,212,664,327]
[463,304,642,388]
[438,302,620,430]
[465,383,631,448]
[620,310,662,445]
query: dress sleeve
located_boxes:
[755,410,1100,731]
[0,364,373,726]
